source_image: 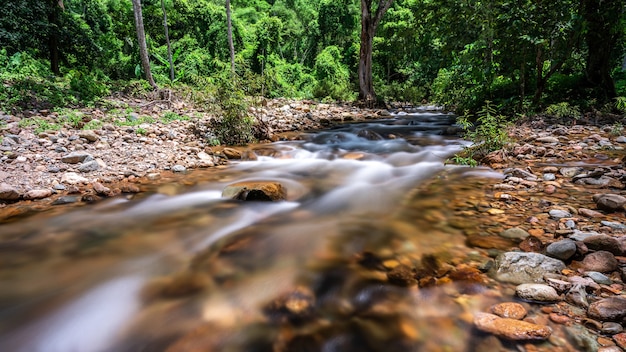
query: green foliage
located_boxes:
[615,97,626,114]
[452,101,510,166]
[313,46,354,101]
[68,69,110,103]
[83,120,103,130]
[545,102,582,120]
[610,122,623,136]
[209,76,255,145]
[161,111,189,123]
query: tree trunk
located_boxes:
[581,0,620,101]
[358,0,394,106]
[161,0,174,82]
[132,0,157,89]
[48,0,63,75]
[226,0,236,75]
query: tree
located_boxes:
[581,0,623,101]
[358,0,394,105]
[161,0,175,81]
[131,0,157,89]
[226,0,235,75]
[48,0,64,75]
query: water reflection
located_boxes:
[0,110,505,351]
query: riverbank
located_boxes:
[0,97,391,213]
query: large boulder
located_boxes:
[222,181,287,201]
[492,252,566,284]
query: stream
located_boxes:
[0,108,510,351]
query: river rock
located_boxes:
[61,172,89,185]
[588,297,626,322]
[172,165,186,173]
[223,147,242,159]
[222,181,287,201]
[492,252,566,284]
[583,235,623,255]
[581,251,618,273]
[0,184,20,201]
[78,160,100,173]
[593,194,626,212]
[61,152,92,164]
[516,283,561,302]
[601,221,626,230]
[549,209,572,219]
[23,189,52,200]
[560,167,584,177]
[78,130,99,142]
[565,284,589,308]
[499,227,530,242]
[536,136,560,143]
[473,312,551,341]
[578,208,604,218]
[546,239,577,260]
[585,271,612,285]
[489,302,527,319]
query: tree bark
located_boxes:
[226,0,236,75]
[358,0,394,106]
[581,0,621,101]
[47,0,63,75]
[161,0,175,82]
[132,0,157,89]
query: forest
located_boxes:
[1,0,626,117]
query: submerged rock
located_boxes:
[473,312,551,341]
[223,181,287,201]
[593,194,626,212]
[516,283,561,302]
[588,297,626,322]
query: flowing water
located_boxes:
[0,108,510,351]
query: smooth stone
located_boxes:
[473,312,551,341]
[546,239,577,261]
[499,227,530,242]
[489,302,527,320]
[172,165,186,173]
[78,130,99,142]
[53,184,66,190]
[588,297,626,322]
[581,251,618,273]
[616,136,626,143]
[583,235,623,255]
[78,160,100,173]
[222,147,242,160]
[61,172,89,185]
[0,183,20,201]
[601,221,626,230]
[536,136,560,143]
[61,152,92,164]
[52,196,79,205]
[560,167,584,177]
[516,283,561,302]
[222,181,287,202]
[593,194,626,212]
[570,230,600,242]
[23,189,52,200]
[549,209,572,219]
[492,252,566,284]
[564,325,600,352]
[602,322,624,335]
[585,271,612,285]
[578,208,604,218]
[543,173,556,181]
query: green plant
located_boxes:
[208,77,255,145]
[545,102,582,120]
[18,118,35,128]
[451,101,510,166]
[60,110,84,128]
[136,127,147,135]
[615,97,626,114]
[161,111,189,123]
[83,120,103,130]
[33,118,60,134]
[611,122,623,136]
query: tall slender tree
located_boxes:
[161,0,175,82]
[132,0,157,89]
[48,0,64,75]
[226,0,236,75]
[358,0,394,106]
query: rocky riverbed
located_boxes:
[3,98,626,351]
[0,98,390,218]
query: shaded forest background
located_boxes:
[1,0,626,116]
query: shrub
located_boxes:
[313,46,354,101]
[545,102,581,120]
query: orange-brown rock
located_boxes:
[473,312,552,341]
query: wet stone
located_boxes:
[489,302,527,320]
[223,181,287,202]
[546,239,577,261]
[23,189,52,200]
[52,195,79,205]
[0,184,20,201]
[593,194,626,212]
[588,297,626,322]
[602,322,623,335]
[516,283,561,302]
[615,333,626,350]
[583,235,623,255]
[560,167,585,178]
[549,209,572,219]
[579,208,604,218]
[601,221,626,230]
[172,165,186,173]
[586,271,612,285]
[581,251,618,273]
[492,252,566,284]
[499,227,530,242]
[473,312,551,341]
[386,264,417,286]
[518,235,544,252]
